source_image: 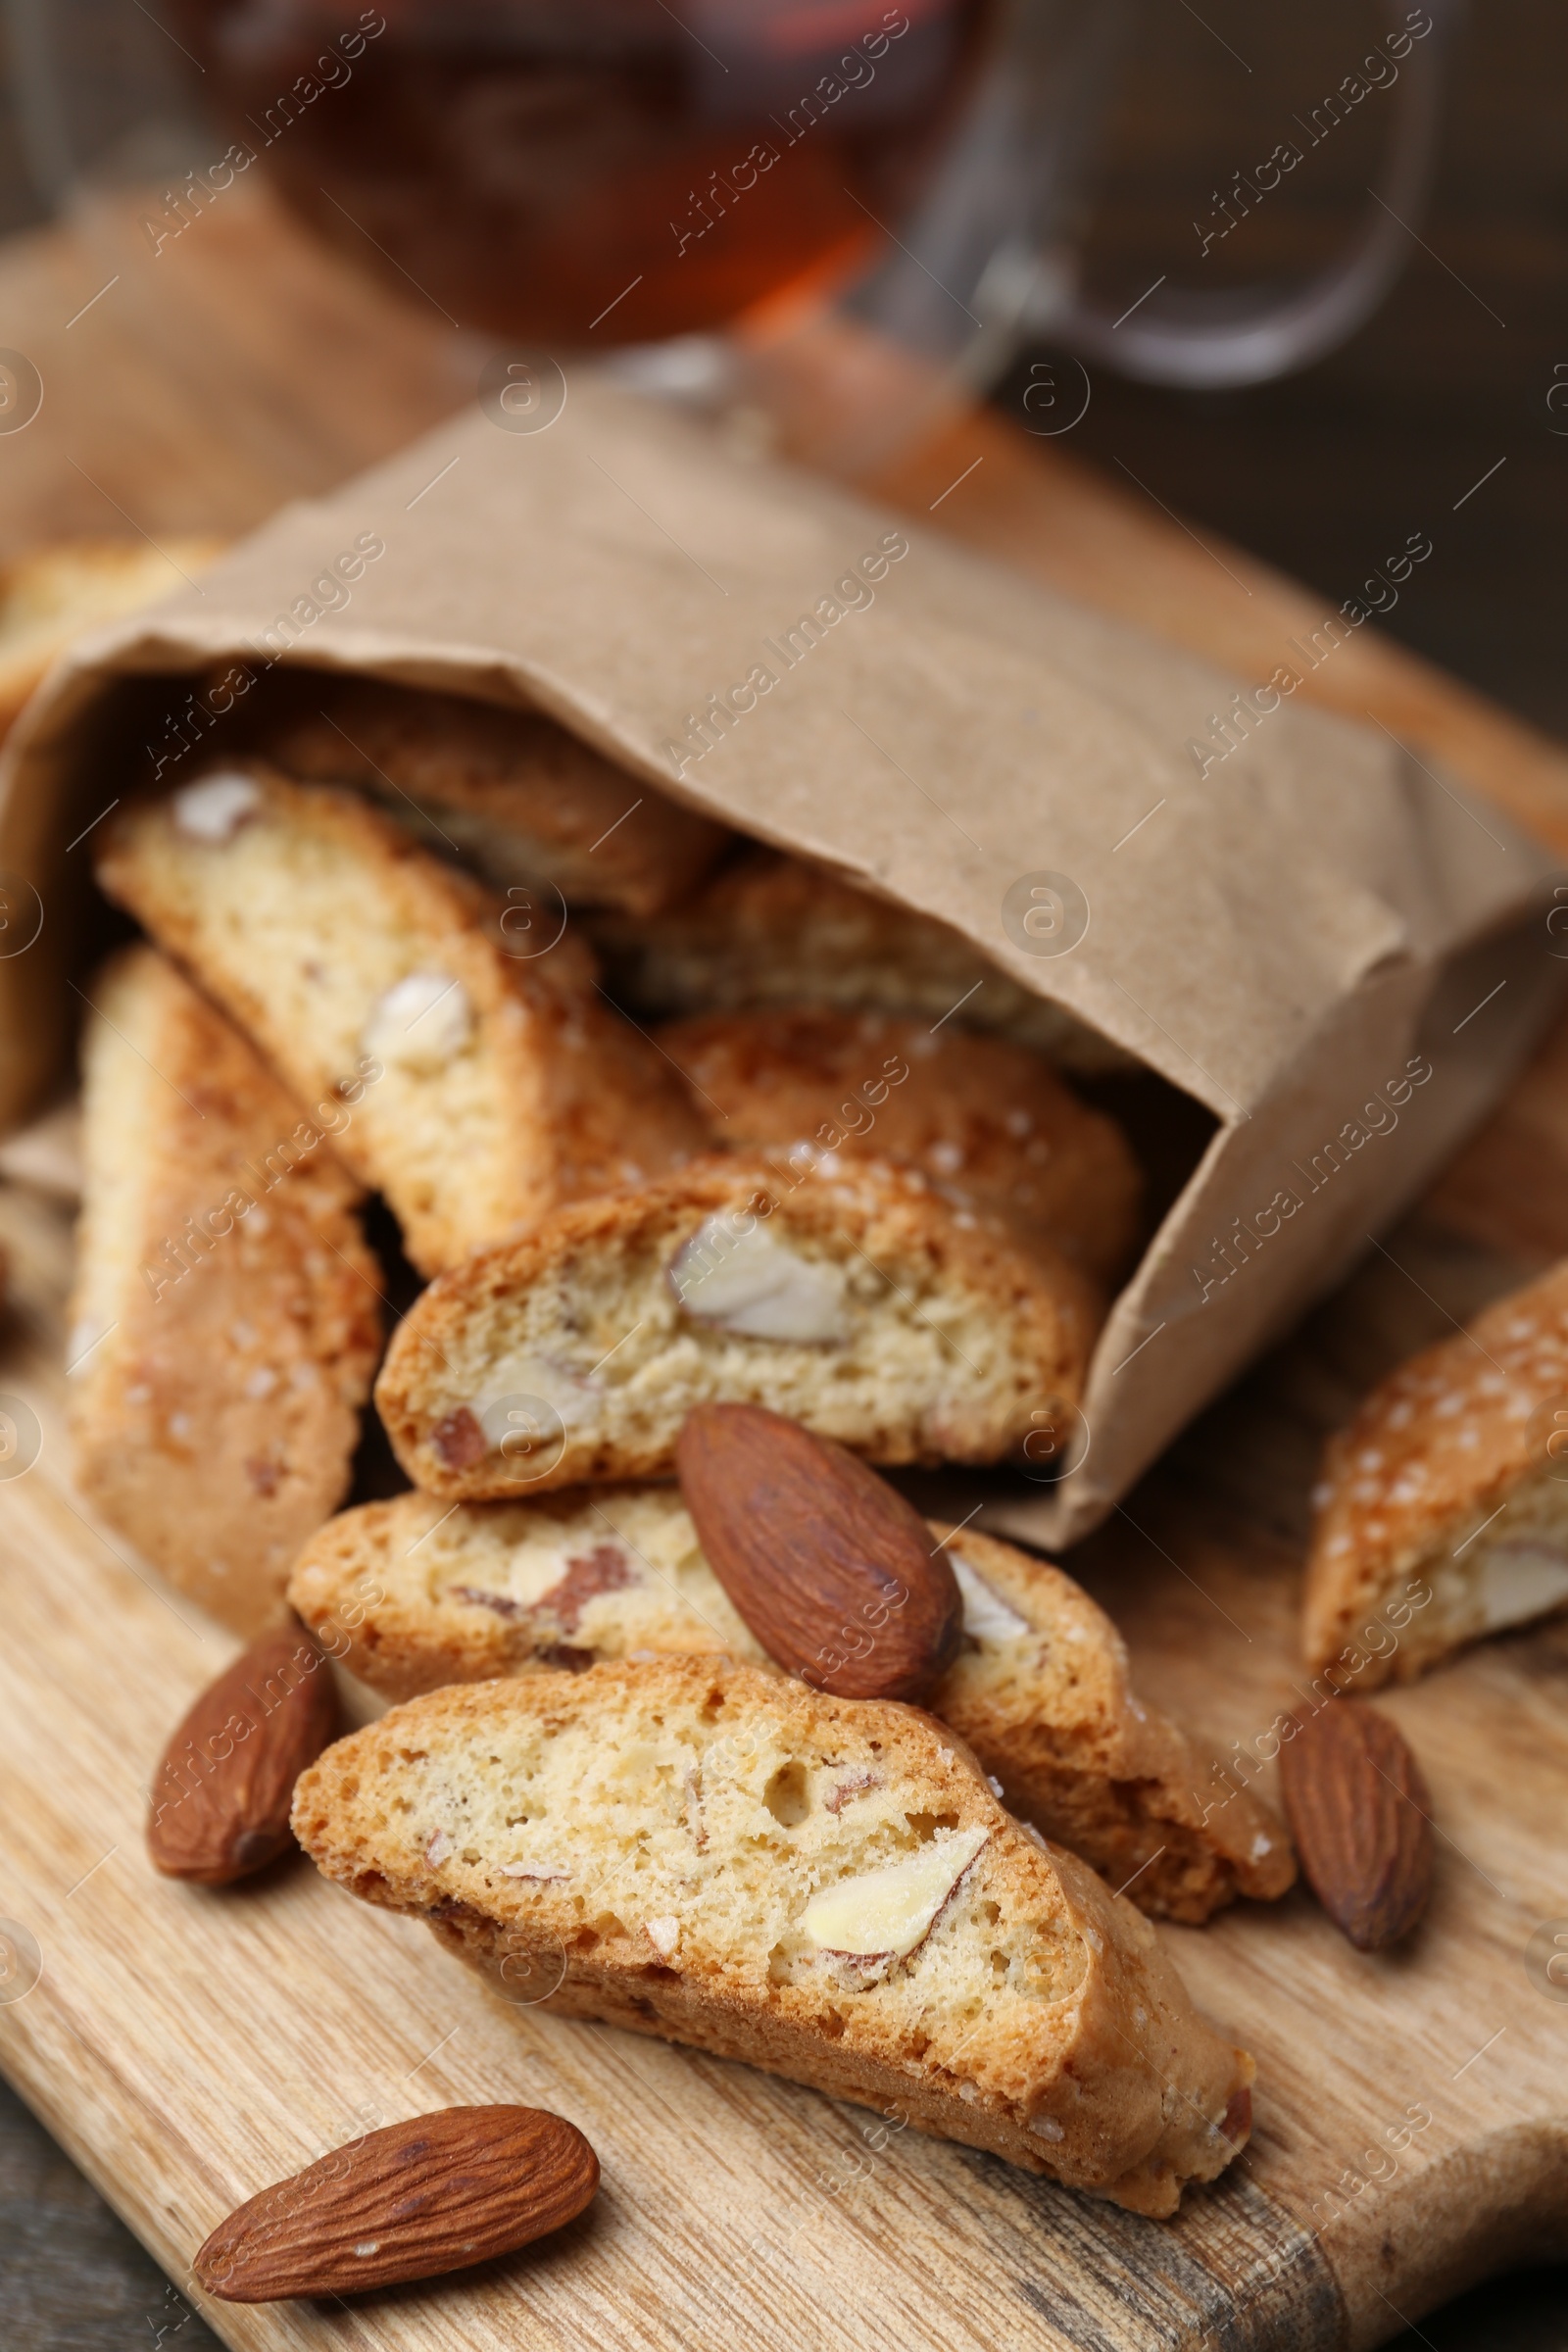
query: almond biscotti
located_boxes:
[1304,1260,1568,1687]
[289,1490,1292,1923]
[373,1154,1101,1494]
[95,767,707,1276]
[589,846,1131,1072]
[252,677,728,915]
[291,1657,1254,2214]
[68,947,381,1635]
[928,1524,1292,1919]
[659,1007,1143,1282]
[0,537,224,736]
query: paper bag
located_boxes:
[1,377,1558,1547]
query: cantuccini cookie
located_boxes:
[291,1657,1254,2214]
[0,1099,82,1200]
[926,1523,1293,1918]
[95,767,707,1276]
[373,1154,1101,1494]
[254,677,729,914]
[289,1491,1292,1922]
[589,846,1131,1072]
[659,1007,1143,1281]
[0,537,224,736]
[1304,1260,1568,1686]
[69,947,380,1635]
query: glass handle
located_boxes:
[1054,1,1458,389]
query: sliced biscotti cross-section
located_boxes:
[589,846,1131,1071]
[69,947,381,1635]
[1304,1260,1568,1687]
[291,1658,1253,2213]
[659,1007,1144,1281]
[931,1525,1292,1919]
[253,676,729,915]
[95,767,707,1276]
[289,1492,1293,1923]
[374,1154,1101,1494]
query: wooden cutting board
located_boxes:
[3,1098,1567,2352]
[1,180,1566,2352]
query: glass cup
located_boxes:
[10,0,1456,460]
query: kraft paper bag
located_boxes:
[0,374,1559,1547]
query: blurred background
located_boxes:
[0,0,1561,733]
[1017,0,1565,743]
[0,1,1564,2345]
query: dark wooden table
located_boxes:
[0,3,1564,2346]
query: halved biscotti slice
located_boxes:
[291,1657,1253,2214]
[289,1491,1293,1922]
[374,1154,1101,1494]
[929,1524,1293,1919]
[1304,1261,1568,1687]
[589,846,1132,1072]
[95,767,707,1276]
[659,1007,1144,1282]
[252,677,729,915]
[68,947,381,1635]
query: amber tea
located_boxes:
[175,0,992,345]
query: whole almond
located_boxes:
[1277,1700,1433,1951]
[194,2105,599,2300]
[675,1402,961,1702]
[147,1617,340,1885]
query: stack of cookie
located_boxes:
[76,677,1152,1618]
[74,678,1282,2213]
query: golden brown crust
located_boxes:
[373,1153,1102,1494]
[95,767,707,1274]
[291,1657,1253,2213]
[0,537,225,736]
[288,1494,1291,1923]
[68,947,381,1636]
[930,1527,1293,1917]
[589,846,1131,1072]
[1303,1261,1568,1687]
[659,1007,1143,1281]
[254,678,729,915]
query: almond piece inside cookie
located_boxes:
[372,1153,1102,1491]
[658,1007,1144,1282]
[1304,1259,1568,1686]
